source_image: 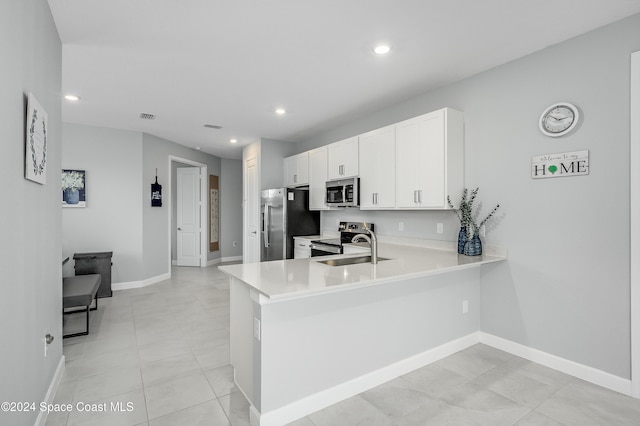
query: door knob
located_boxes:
[178,227,182,231]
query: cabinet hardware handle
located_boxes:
[294,174,297,183]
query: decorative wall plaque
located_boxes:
[531,150,589,179]
[25,93,48,184]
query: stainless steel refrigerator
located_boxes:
[261,188,320,261]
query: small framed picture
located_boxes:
[62,169,86,207]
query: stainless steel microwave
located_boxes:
[326,178,359,207]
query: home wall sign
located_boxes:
[531,150,589,179]
[25,93,48,184]
[151,169,162,207]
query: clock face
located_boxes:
[539,103,579,137]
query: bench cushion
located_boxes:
[63,274,101,308]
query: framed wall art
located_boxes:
[25,93,48,184]
[62,169,86,207]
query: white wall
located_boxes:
[62,124,144,282]
[0,1,63,425]
[298,14,640,379]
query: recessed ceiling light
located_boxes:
[230,139,238,144]
[373,44,391,55]
[195,146,201,150]
[64,94,80,101]
[275,108,286,115]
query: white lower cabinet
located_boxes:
[359,125,395,210]
[293,237,312,259]
[343,244,370,255]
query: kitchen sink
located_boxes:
[317,255,389,267]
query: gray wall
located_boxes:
[0,0,63,425]
[62,124,232,283]
[298,14,640,379]
[142,133,221,276]
[62,124,144,281]
[221,158,243,258]
[259,138,297,190]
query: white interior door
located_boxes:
[244,156,259,263]
[177,167,200,266]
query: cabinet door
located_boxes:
[328,136,359,180]
[308,147,329,210]
[293,238,311,259]
[359,125,396,209]
[284,152,309,187]
[396,110,446,208]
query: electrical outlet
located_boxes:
[253,318,260,340]
[437,223,444,234]
[462,300,469,314]
[398,221,404,231]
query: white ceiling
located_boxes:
[47,0,640,159]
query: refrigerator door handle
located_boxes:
[263,203,270,248]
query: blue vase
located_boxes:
[64,188,79,205]
[457,227,467,254]
[463,233,482,256]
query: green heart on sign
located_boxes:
[548,165,558,174]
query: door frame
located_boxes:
[168,155,208,270]
[631,50,640,398]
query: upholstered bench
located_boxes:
[62,274,101,338]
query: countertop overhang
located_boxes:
[219,241,507,303]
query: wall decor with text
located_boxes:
[531,150,589,179]
[25,93,48,184]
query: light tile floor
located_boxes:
[48,265,640,426]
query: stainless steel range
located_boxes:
[309,222,375,257]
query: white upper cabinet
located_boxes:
[359,125,396,210]
[308,146,330,210]
[395,108,464,209]
[327,136,359,180]
[284,152,309,187]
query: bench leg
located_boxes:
[63,295,98,339]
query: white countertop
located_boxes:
[219,240,507,302]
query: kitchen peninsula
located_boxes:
[219,241,506,426]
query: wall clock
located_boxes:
[539,102,580,138]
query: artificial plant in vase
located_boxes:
[61,170,84,205]
[447,187,500,256]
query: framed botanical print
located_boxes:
[62,169,86,207]
[25,93,48,184]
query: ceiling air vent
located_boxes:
[204,124,222,129]
[139,112,156,120]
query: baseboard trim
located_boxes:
[34,355,65,426]
[111,272,171,291]
[221,255,243,263]
[479,332,633,396]
[255,332,480,426]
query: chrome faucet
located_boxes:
[351,226,378,264]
